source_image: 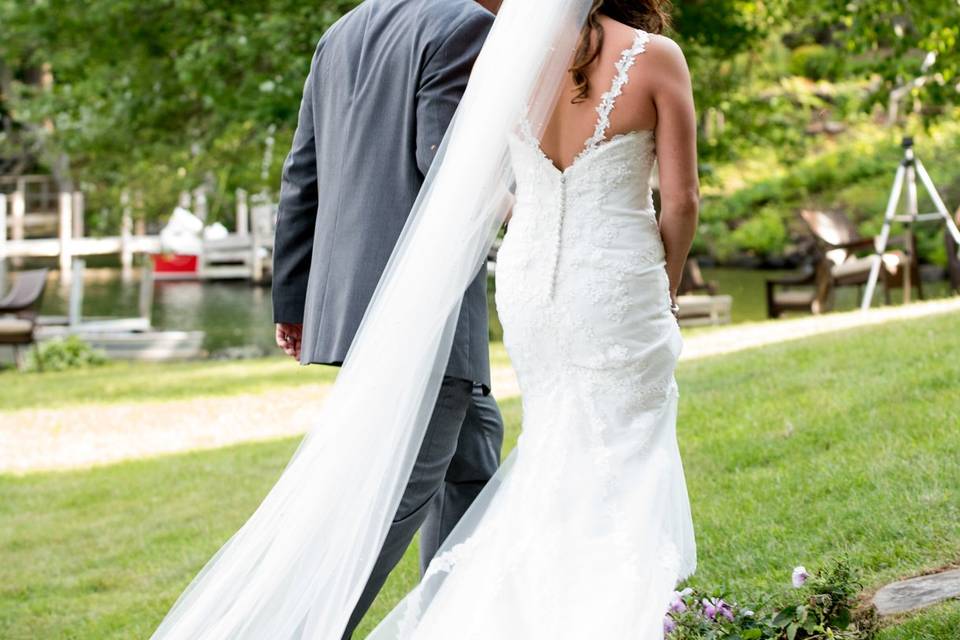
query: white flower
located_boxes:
[792,565,810,588]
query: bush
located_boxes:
[665,559,879,640]
[730,206,789,258]
[26,336,107,373]
[789,45,847,82]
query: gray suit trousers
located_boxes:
[342,377,504,638]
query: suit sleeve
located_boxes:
[415,11,495,176]
[272,44,322,324]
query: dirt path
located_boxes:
[3,297,957,474]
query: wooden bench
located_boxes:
[677,294,733,327]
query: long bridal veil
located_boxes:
[151,1,593,638]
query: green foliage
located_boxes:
[796,0,960,116]
[2,0,958,263]
[789,45,847,82]
[699,115,960,263]
[730,206,789,257]
[0,0,361,224]
[25,336,106,372]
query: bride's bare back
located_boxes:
[539,14,700,303]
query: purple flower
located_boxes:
[719,602,735,622]
[663,615,677,634]
[701,597,718,620]
[792,566,809,588]
[701,597,734,622]
[669,591,687,613]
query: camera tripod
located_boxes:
[861,137,960,310]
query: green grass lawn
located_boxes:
[2,314,959,638]
[0,344,514,412]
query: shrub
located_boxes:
[730,206,789,258]
[26,336,107,372]
[789,45,847,82]
[665,559,879,640]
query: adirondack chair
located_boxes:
[766,210,913,318]
[0,269,49,368]
[800,209,915,301]
[678,258,718,296]
[675,258,732,326]
[765,257,834,319]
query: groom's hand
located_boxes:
[275,323,303,360]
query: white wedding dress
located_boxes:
[370,29,696,639]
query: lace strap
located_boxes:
[581,29,651,155]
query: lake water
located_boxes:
[21,266,954,355]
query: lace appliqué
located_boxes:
[576,29,651,164]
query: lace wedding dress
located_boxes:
[370,29,697,639]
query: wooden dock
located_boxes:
[0,178,273,283]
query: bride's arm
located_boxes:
[649,38,700,302]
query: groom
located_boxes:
[272,0,504,635]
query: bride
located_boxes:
[153,0,699,638]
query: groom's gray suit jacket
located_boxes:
[273,0,493,390]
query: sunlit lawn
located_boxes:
[1,314,959,638]
[0,344,514,412]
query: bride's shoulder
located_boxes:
[641,33,688,68]
[619,26,691,89]
[601,17,686,66]
[639,34,691,96]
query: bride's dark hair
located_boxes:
[570,0,672,103]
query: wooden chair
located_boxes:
[0,269,49,368]
[675,258,732,326]
[766,210,914,318]
[766,258,834,319]
[801,209,916,302]
[678,258,718,296]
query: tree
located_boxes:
[792,0,960,116]
[0,0,359,225]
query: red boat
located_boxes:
[152,254,200,280]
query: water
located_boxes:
[34,269,276,354]
[23,266,956,355]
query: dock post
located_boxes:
[236,189,249,237]
[0,194,7,294]
[193,187,208,221]
[121,191,134,281]
[251,194,266,284]
[68,259,85,327]
[59,191,73,280]
[11,185,25,267]
[0,193,7,256]
[72,191,85,238]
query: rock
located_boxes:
[871,568,960,616]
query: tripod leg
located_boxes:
[948,231,960,292]
[915,159,960,245]
[900,161,922,304]
[862,163,906,310]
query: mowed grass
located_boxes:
[0,344,514,412]
[1,314,959,638]
[0,357,336,411]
